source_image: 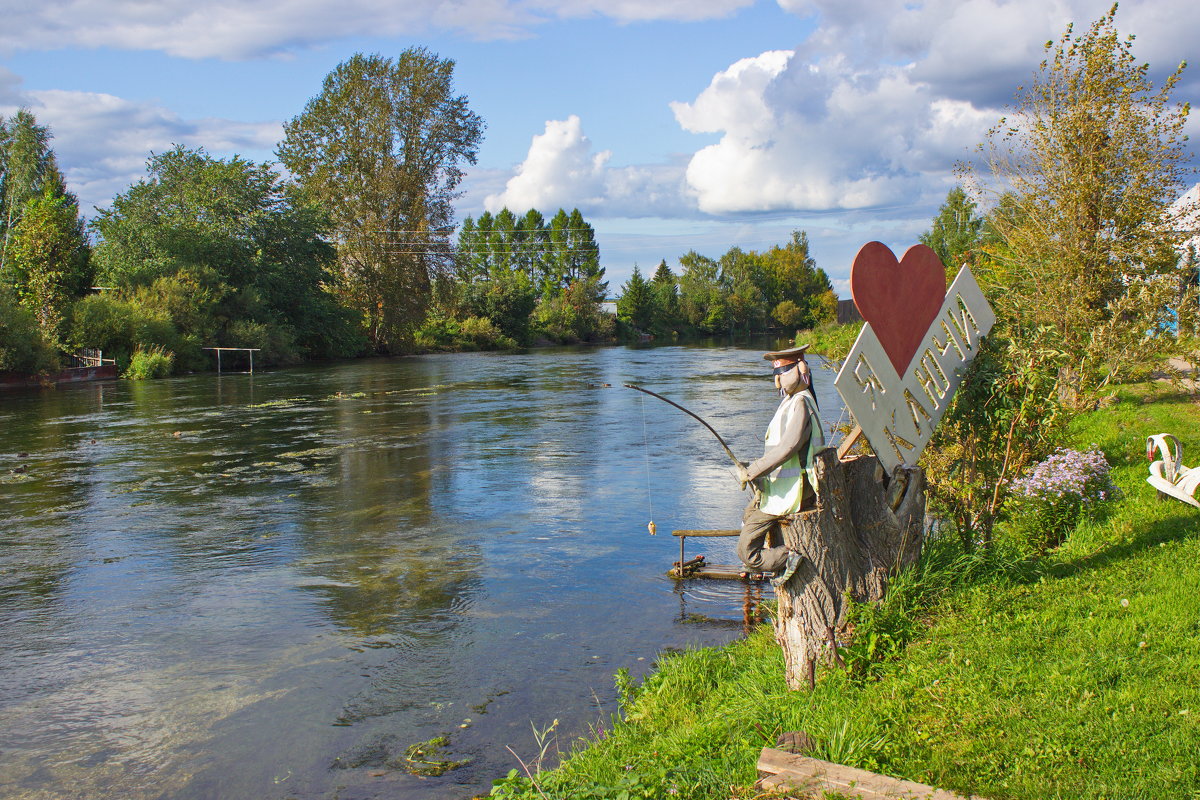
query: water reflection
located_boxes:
[0,344,844,799]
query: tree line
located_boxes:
[0,49,621,378]
[615,230,837,338]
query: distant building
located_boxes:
[837,298,862,325]
[1171,183,1200,262]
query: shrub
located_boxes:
[1006,447,1118,554]
[124,344,175,379]
[68,293,179,370]
[0,290,59,374]
[226,319,301,365]
[456,315,516,350]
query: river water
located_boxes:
[0,343,845,800]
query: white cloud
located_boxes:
[1,85,281,214]
[0,0,753,60]
[485,116,609,211]
[663,0,1198,217]
[483,115,691,217]
[671,51,979,214]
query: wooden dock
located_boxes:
[757,747,983,800]
[668,529,771,581]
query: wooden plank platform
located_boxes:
[757,748,984,800]
[689,563,769,581]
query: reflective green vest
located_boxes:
[759,390,823,516]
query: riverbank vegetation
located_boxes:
[0,50,621,378]
[489,381,1200,800]
[615,231,837,341]
[490,7,1200,798]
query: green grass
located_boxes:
[793,320,863,362]
[489,380,1200,800]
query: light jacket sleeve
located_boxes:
[745,397,810,482]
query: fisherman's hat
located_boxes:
[762,344,810,362]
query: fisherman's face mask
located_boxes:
[773,359,810,396]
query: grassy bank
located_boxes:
[489,379,1200,799]
[796,320,862,362]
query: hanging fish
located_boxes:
[647,521,657,536]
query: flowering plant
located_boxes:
[1007,447,1118,553]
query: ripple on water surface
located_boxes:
[0,345,841,799]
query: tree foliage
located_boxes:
[920,186,984,281]
[89,146,361,369]
[452,206,608,344]
[278,49,484,352]
[0,110,90,347]
[926,5,1197,548]
[626,230,835,338]
[967,3,1195,403]
[616,265,654,331]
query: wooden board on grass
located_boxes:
[756,747,985,800]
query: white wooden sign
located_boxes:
[834,265,995,473]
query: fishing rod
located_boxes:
[622,383,744,472]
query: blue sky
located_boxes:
[1,0,1196,296]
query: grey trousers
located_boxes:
[737,501,789,573]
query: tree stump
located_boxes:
[774,448,926,690]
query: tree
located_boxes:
[969,4,1194,402]
[278,49,484,352]
[91,146,360,366]
[677,251,727,334]
[920,186,983,279]
[616,265,654,332]
[0,110,90,341]
[0,287,58,373]
[650,260,681,334]
[922,6,1194,549]
[515,209,547,288]
[1,110,55,279]
[720,246,767,333]
[8,192,91,347]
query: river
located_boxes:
[0,343,845,799]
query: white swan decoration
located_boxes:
[1146,433,1200,508]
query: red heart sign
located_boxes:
[850,242,947,377]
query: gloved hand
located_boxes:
[734,461,753,490]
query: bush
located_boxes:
[457,316,516,350]
[531,294,581,343]
[226,319,301,365]
[415,314,517,352]
[124,344,175,379]
[0,290,59,374]
[68,293,179,370]
[1005,447,1118,554]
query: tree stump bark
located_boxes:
[774,448,927,690]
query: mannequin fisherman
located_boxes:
[734,345,824,586]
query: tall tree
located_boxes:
[564,208,604,298]
[8,192,90,347]
[0,110,79,285]
[616,264,654,332]
[278,49,484,352]
[920,186,983,279]
[650,260,681,333]
[677,251,727,334]
[515,208,547,288]
[970,4,1194,400]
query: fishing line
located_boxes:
[640,393,656,535]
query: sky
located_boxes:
[1,0,1197,297]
